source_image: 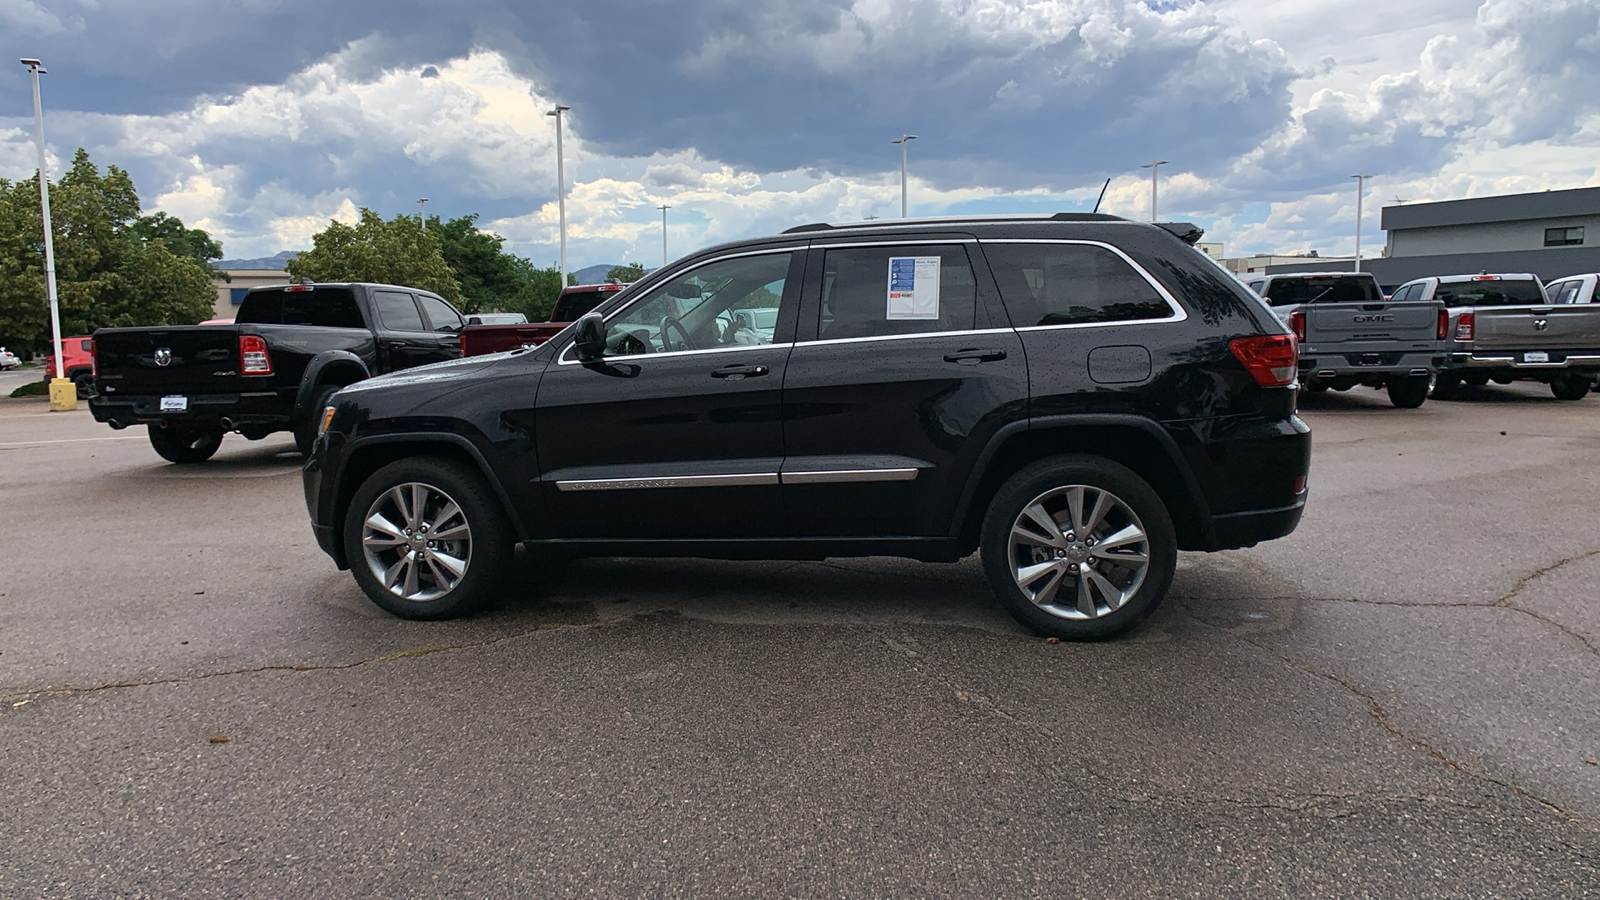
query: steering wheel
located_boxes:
[660,316,696,352]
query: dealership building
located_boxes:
[1266,185,1600,291]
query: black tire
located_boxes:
[1463,372,1491,386]
[148,424,223,464]
[1551,372,1592,401]
[1386,374,1430,409]
[295,385,340,456]
[1302,381,1330,393]
[72,373,94,399]
[344,456,514,620]
[980,454,1177,641]
[1430,374,1462,400]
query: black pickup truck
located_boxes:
[90,283,466,463]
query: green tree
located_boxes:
[0,149,216,351]
[607,262,646,284]
[286,209,463,305]
[426,214,537,314]
[500,258,566,323]
[129,212,228,280]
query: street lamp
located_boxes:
[1351,174,1370,273]
[418,197,428,222]
[657,204,671,267]
[546,104,570,286]
[20,57,70,411]
[891,134,918,218]
[1140,160,1168,223]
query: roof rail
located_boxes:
[781,212,1124,235]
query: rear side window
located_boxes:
[1391,284,1419,303]
[984,243,1173,327]
[1262,276,1380,306]
[815,244,976,340]
[1434,279,1546,306]
[1547,281,1582,304]
[237,288,363,328]
[418,295,464,332]
[372,291,427,331]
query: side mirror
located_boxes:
[573,312,607,360]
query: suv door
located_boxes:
[417,294,466,362]
[534,248,804,538]
[781,238,1027,538]
[370,290,443,370]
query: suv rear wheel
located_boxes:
[344,457,513,619]
[981,455,1176,641]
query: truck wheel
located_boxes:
[1430,374,1462,400]
[148,425,223,464]
[295,385,340,456]
[1302,381,1329,393]
[1550,373,1592,401]
[344,456,514,620]
[981,455,1176,642]
[72,373,94,399]
[1464,372,1490,387]
[1386,375,1431,409]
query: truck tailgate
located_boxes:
[1306,301,1442,350]
[1472,306,1600,352]
[94,326,246,395]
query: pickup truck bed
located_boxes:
[461,282,629,357]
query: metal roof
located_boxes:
[1381,186,1600,231]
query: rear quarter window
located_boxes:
[983,242,1174,327]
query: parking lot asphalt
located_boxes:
[2,384,1598,897]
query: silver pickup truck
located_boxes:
[1392,273,1600,401]
[1244,271,1445,408]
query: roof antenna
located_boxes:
[1092,178,1111,214]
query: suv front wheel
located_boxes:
[981,455,1177,641]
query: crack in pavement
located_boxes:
[1175,598,1596,830]
[1494,548,1600,608]
[0,622,584,705]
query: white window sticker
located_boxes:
[887,256,941,320]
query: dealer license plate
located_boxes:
[1523,351,1549,364]
[160,395,188,412]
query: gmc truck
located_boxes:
[89,282,467,463]
[1391,273,1600,400]
[460,282,630,357]
[1244,272,1445,408]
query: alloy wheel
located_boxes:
[1006,484,1151,620]
[360,481,473,602]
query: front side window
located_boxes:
[418,295,464,333]
[1545,227,1584,247]
[602,252,792,357]
[372,291,426,332]
[815,244,976,340]
[985,243,1173,326]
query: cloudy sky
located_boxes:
[3,0,1597,271]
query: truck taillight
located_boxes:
[1437,309,1449,340]
[1454,312,1475,342]
[1230,334,1299,387]
[239,335,273,375]
[90,338,97,377]
[1288,310,1306,341]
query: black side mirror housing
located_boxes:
[573,312,607,360]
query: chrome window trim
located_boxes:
[555,468,922,491]
[795,327,1014,349]
[556,340,793,366]
[979,238,1189,327]
[556,245,806,365]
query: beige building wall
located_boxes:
[210,270,293,320]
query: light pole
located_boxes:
[418,197,428,222]
[891,134,918,218]
[1351,174,1370,272]
[657,204,671,267]
[1140,160,1168,223]
[546,104,570,286]
[21,58,70,410]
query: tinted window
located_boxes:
[1262,275,1381,307]
[1546,281,1581,304]
[603,252,793,357]
[1391,284,1419,303]
[418,295,464,332]
[1434,279,1546,306]
[985,243,1171,327]
[553,289,618,322]
[372,291,427,331]
[1545,227,1584,247]
[236,288,363,328]
[816,244,975,340]
[80,339,93,352]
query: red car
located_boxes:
[461,283,630,356]
[40,335,96,397]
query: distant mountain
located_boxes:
[217,250,299,270]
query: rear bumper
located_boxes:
[1299,350,1443,379]
[89,392,292,430]
[1448,351,1600,371]
[1211,497,1307,551]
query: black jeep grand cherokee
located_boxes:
[304,214,1310,640]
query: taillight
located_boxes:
[1288,310,1306,342]
[1230,334,1299,387]
[239,335,273,375]
[1437,309,1448,340]
[1454,312,1475,342]
[90,338,97,377]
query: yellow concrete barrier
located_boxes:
[48,377,78,411]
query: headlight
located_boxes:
[317,405,337,437]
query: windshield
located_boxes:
[1434,279,1546,307]
[1263,275,1380,307]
